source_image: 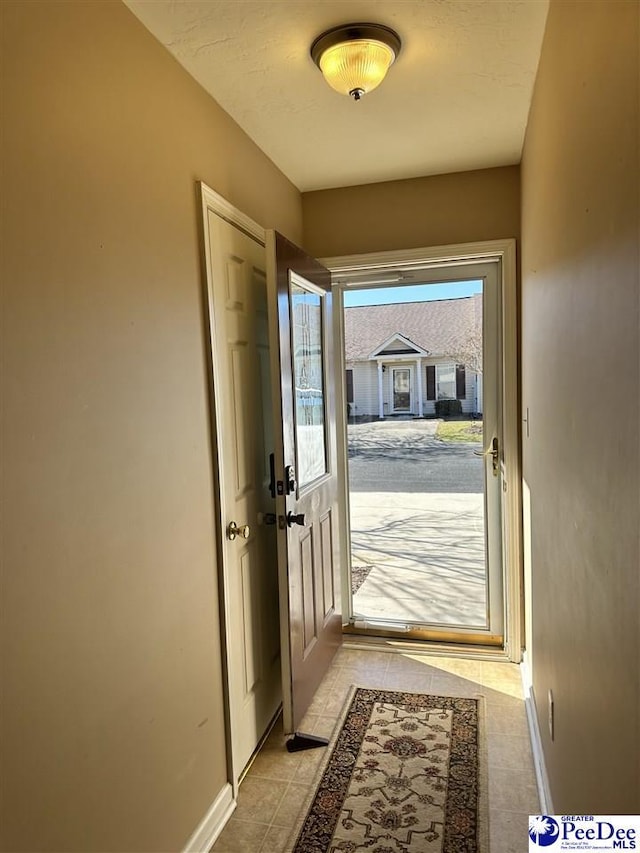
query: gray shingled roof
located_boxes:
[344,295,482,361]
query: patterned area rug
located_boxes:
[289,687,487,853]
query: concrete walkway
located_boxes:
[348,419,487,629]
[350,491,486,628]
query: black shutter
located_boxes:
[456,364,466,400]
[426,365,436,401]
[346,369,354,403]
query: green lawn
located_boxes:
[436,420,483,443]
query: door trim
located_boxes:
[323,239,522,663]
[199,182,267,791]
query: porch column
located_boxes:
[377,361,385,419]
[416,358,423,417]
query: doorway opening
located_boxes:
[331,253,512,650]
[344,277,494,640]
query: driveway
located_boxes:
[348,418,483,493]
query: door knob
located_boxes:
[286,512,305,527]
[227,521,250,541]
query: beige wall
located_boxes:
[521,0,639,811]
[302,166,520,258]
[0,2,301,851]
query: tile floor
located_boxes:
[211,646,539,853]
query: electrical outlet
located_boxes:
[548,689,555,740]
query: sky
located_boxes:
[343,280,482,307]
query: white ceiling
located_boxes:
[124,0,549,192]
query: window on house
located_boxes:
[426,364,466,401]
[437,364,456,400]
[426,365,436,400]
[346,369,354,403]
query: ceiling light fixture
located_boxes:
[310,23,401,101]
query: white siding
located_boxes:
[346,361,379,419]
[348,358,482,418]
[425,360,482,416]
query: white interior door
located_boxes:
[202,198,281,777]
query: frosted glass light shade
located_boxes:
[311,24,401,101]
[319,39,395,98]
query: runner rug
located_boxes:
[289,687,488,853]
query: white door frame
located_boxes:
[324,239,523,662]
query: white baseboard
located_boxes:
[183,783,236,853]
[520,653,554,814]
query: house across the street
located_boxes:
[344,295,483,419]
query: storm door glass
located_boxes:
[290,278,327,487]
[392,368,410,411]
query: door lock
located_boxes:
[285,465,297,495]
[286,512,305,527]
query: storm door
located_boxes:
[392,367,412,412]
[336,261,506,647]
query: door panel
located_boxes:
[267,232,342,734]
[300,530,316,653]
[320,512,334,620]
[240,547,260,693]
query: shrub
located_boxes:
[435,398,462,418]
